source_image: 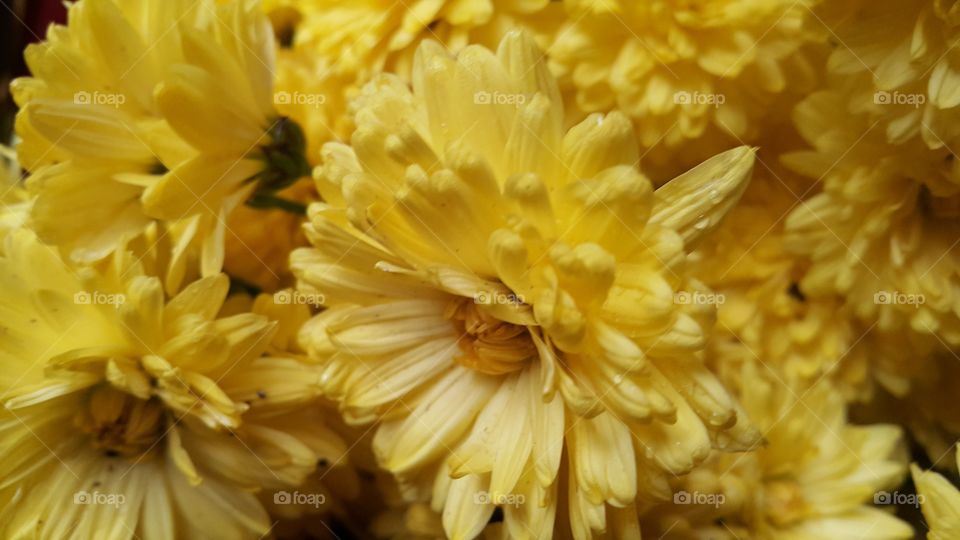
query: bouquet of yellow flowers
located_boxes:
[1,0,959,538]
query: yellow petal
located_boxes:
[650,146,755,248]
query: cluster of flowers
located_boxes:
[2,0,960,538]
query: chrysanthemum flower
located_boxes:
[644,364,912,539]
[822,0,960,148]
[266,0,559,159]
[293,31,760,538]
[0,231,340,538]
[784,89,960,347]
[783,0,960,348]
[913,448,960,539]
[12,0,310,290]
[690,178,932,402]
[266,0,556,76]
[546,0,823,178]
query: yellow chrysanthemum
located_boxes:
[12,0,310,291]
[548,0,824,177]
[912,448,960,540]
[266,0,560,158]
[690,177,933,402]
[784,0,960,347]
[821,0,960,148]
[784,88,960,347]
[292,31,761,538]
[644,364,912,539]
[267,0,556,76]
[0,231,343,539]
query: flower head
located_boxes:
[785,89,960,347]
[823,0,960,148]
[690,178,931,402]
[12,0,311,290]
[267,0,559,159]
[645,364,912,539]
[0,231,339,538]
[782,0,960,347]
[548,0,824,177]
[293,31,759,538]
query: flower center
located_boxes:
[75,386,166,459]
[446,297,537,375]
